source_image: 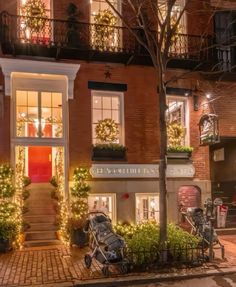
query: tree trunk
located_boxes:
[158,70,168,244]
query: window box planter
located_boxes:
[92,147,126,161]
[167,152,192,159]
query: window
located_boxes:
[88,194,116,221]
[16,90,63,138]
[166,96,187,146]
[92,90,124,144]
[90,0,121,51]
[136,194,159,223]
[158,0,187,55]
[19,0,52,43]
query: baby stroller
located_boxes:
[84,212,128,276]
[183,207,224,258]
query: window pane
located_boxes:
[103,109,112,119]
[52,93,62,108]
[41,92,52,107]
[52,108,62,121]
[103,97,111,109]
[93,109,102,122]
[16,90,27,106]
[93,96,102,109]
[27,91,38,107]
[112,110,119,123]
[28,107,38,120]
[41,107,52,120]
[112,97,119,109]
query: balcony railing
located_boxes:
[0,11,214,67]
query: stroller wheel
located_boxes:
[84,254,92,269]
[119,263,128,274]
[102,266,110,276]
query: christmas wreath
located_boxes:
[93,9,117,49]
[21,0,47,32]
[95,118,119,143]
[167,122,185,147]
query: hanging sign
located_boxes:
[199,114,219,145]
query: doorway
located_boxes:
[28,146,52,183]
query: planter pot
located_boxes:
[71,228,88,248]
[0,238,11,253]
[167,152,192,159]
[92,148,126,161]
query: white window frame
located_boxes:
[166,95,189,146]
[91,90,125,145]
[135,193,160,224]
[88,193,116,222]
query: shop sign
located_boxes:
[199,114,219,145]
[90,164,195,178]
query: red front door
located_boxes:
[28,146,52,183]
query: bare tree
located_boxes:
[104,0,210,243]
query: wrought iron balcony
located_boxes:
[0,11,214,69]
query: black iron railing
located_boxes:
[0,11,214,63]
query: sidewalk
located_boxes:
[0,235,235,287]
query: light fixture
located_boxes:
[206,93,211,99]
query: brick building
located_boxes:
[0,0,235,232]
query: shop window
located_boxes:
[90,0,121,50]
[16,90,63,138]
[166,96,187,146]
[88,194,116,221]
[136,194,159,223]
[92,90,124,144]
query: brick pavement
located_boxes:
[0,245,110,287]
[0,235,236,287]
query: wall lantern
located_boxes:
[199,114,220,145]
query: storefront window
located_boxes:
[88,194,116,221]
[136,194,159,223]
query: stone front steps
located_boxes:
[23,183,61,247]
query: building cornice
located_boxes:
[0,58,80,99]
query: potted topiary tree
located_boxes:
[167,122,193,159]
[69,167,90,247]
[92,118,126,160]
[0,164,21,252]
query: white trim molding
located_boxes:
[0,58,80,99]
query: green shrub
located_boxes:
[50,176,58,187]
[0,220,19,241]
[167,145,193,153]
[93,143,126,151]
[114,222,201,265]
[23,176,31,187]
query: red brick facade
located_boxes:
[1,0,236,224]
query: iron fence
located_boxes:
[0,11,213,62]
